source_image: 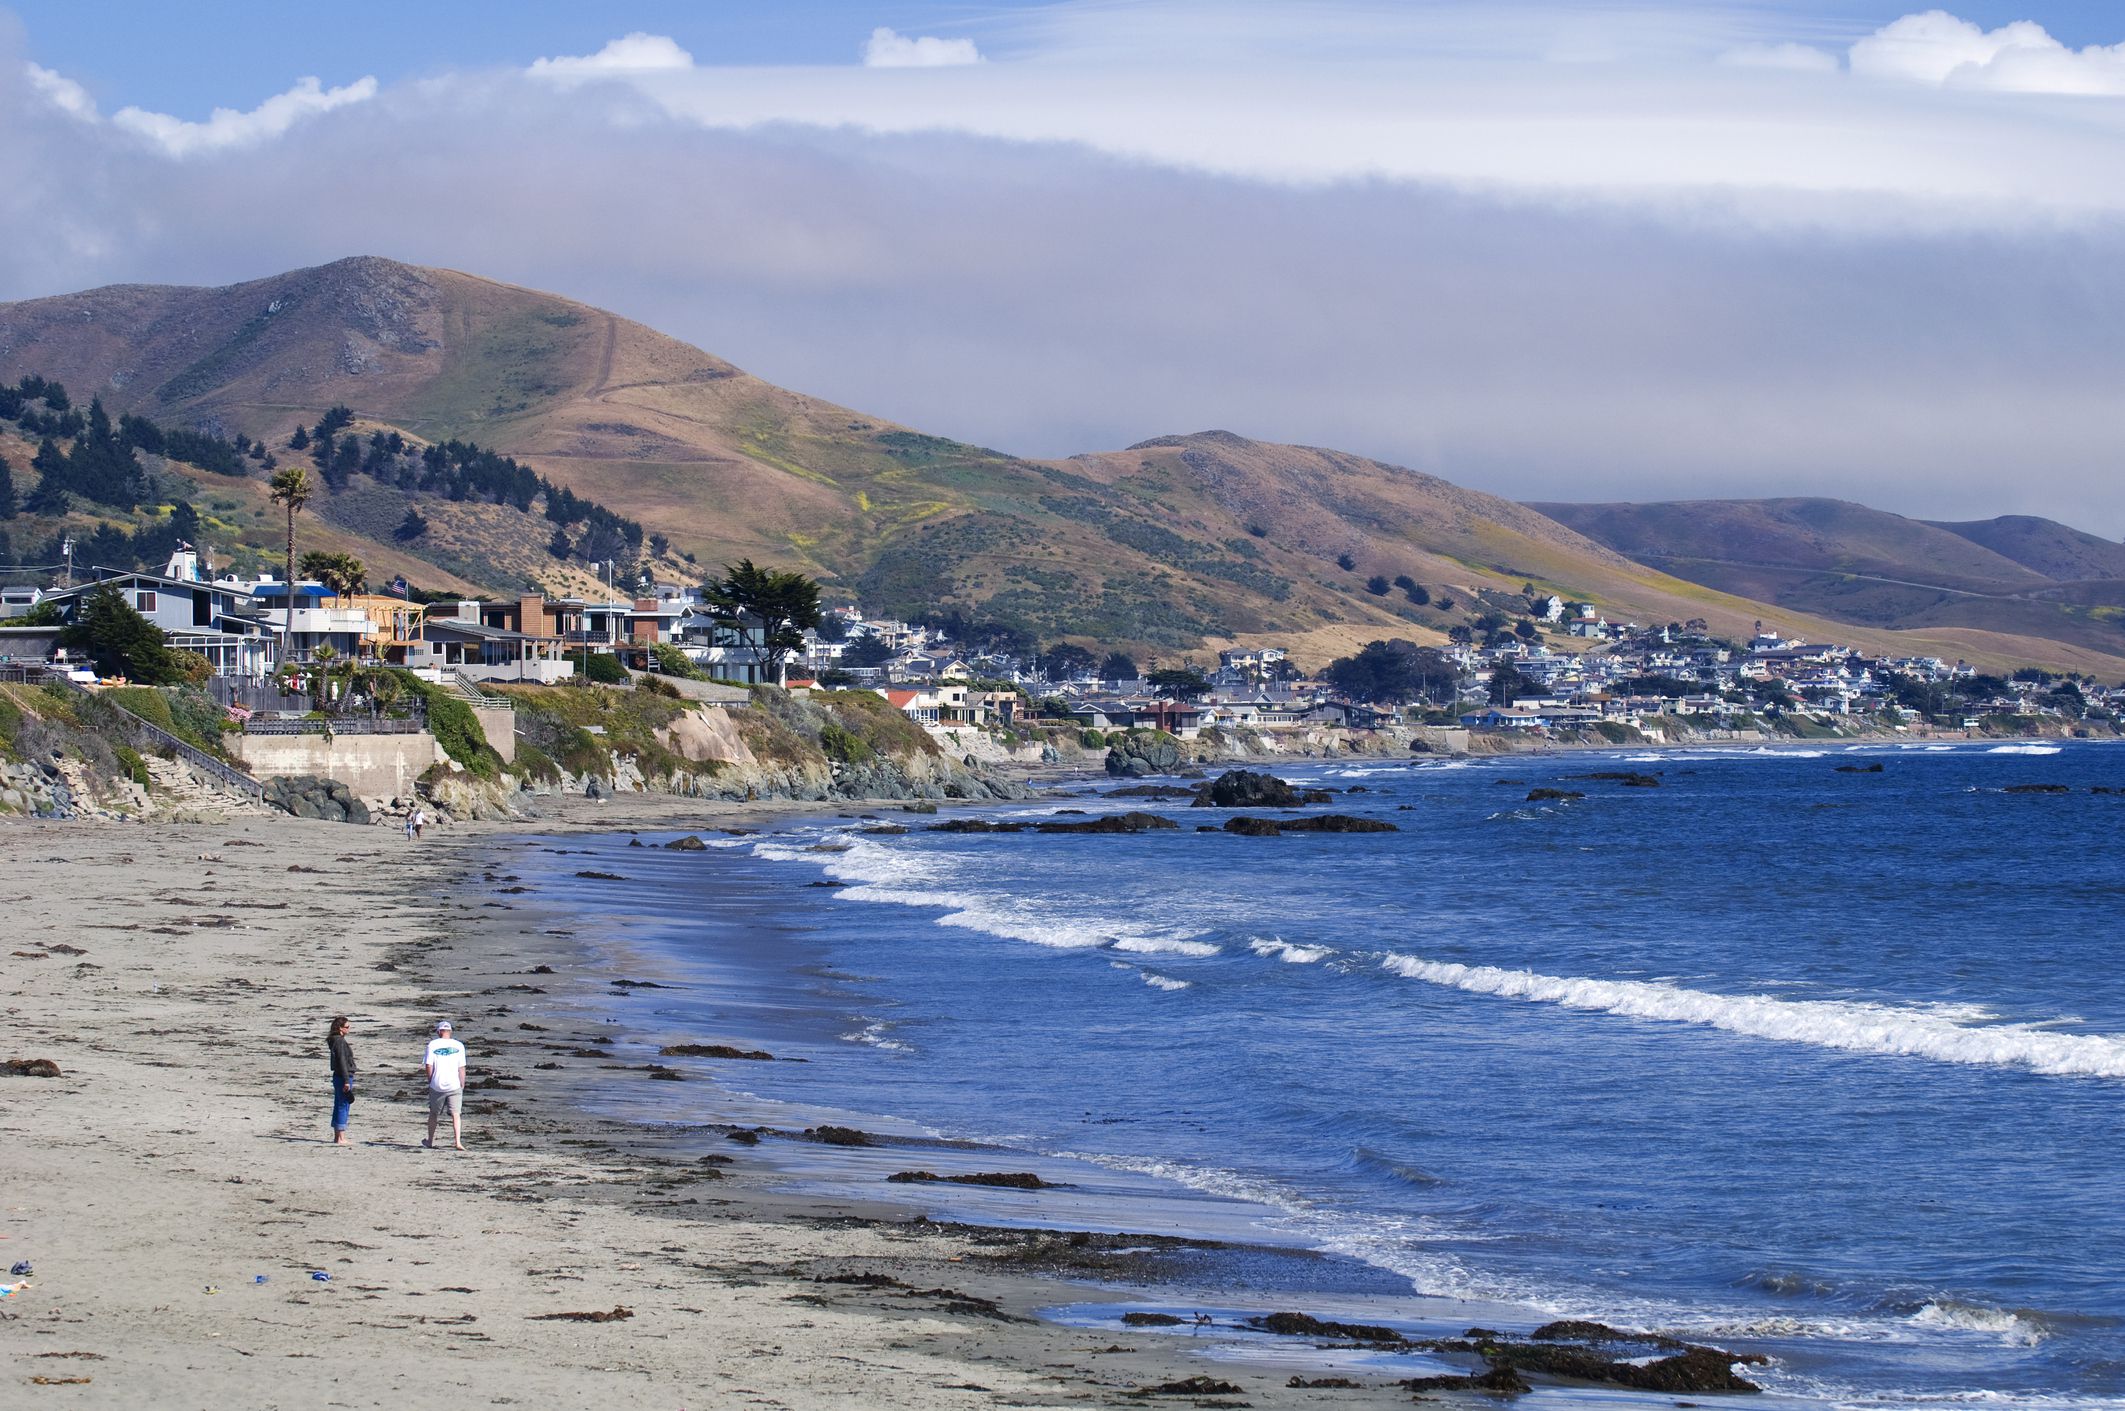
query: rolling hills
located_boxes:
[2,256,2121,676]
[1533,497,2125,666]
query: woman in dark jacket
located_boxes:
[328,1016,356,1144]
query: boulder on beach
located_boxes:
[262,775,372,825]
[663,834,708,850]
[1103,734,1184,777]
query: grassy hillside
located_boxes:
[4,257,2121,675]
[1927,515,2125,584]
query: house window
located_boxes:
[135,591,157,613]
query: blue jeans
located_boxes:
[332,1082,353,1131]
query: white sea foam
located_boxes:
[1908,1300,2049,1346]
[1987,744,2062,755]
[1112,936,1222,958]
[1140,972,1191,991]
[1380,954,2125,1079]
[1249,937,1333,964]
[843,1020,913,1052]
[757,833,1213,956]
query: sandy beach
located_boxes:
[0,804,1448,1409]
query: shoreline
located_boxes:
[0,803,1576,1409]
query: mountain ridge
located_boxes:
[3,256,2121,675]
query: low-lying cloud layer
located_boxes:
[5,2,2124,534]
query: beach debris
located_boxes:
[46,944,86,956]
[10,1260,32,1276]
[725,1130,762,1145]
[308,1270,332,1282]
[1127,1375,1245,1397]
[1289,1376,1365,1388]
[610,978,665,989]
[1121,1311,1186,1326]
[1405,1365,1532,1396]
[575,870,627,880]
[660,1043,773,1061]
[1248,1311,1407,1344]
[252,1275,269,1284]
[529,1305,633,1322]
[805,1125,876,1147]
[29,1376,92,1386]
[887,1170,1053,1189]
[202,1285,219,1295]
[1,1059,62,1078]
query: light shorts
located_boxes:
[428,1088,462,1118]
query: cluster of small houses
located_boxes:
[0,552,2114,740]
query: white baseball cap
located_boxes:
[435,1020,452,1033]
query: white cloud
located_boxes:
[528,32,696,80]
[24,61,96,119]
[1716,42,1839,74]
[1850,11,2125,95]
[108,75,378,158]
[862,27,982,68]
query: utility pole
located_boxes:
[60,536,74,589]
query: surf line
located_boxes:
[1379,955,2125,1080]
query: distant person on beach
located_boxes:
[327,1015,355,1144]
[422,1020,467,1150]
[411,807,428,840]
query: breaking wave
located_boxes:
[1987,744,2062,755]
[1250,937,1333,964]
[1379,955,2125,1079]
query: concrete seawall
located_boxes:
[234,731,445,800]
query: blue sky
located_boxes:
[11,0,2120,117]
[5,2,2125,530]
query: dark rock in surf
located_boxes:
[2004,783,2069,794]
[1034,811,1178,834]
[1526,788,1584,802]
[1834,763,1885,774]
[1224,816,1285,836]
[1193,769,1302,808]
[663,834,708,850]
[886,1170,1053,1189]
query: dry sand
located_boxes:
[0,807,1433,1409]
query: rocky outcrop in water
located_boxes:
[1105,733,1185,777]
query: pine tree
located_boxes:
[0,453,16,520]
[25,438,70,515]
[289,425,309,451]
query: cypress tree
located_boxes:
[0,453,15,519]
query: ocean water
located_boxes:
[546,741,2125,1405]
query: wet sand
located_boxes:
[0,804,1472,1409]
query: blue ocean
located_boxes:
[541,740,2125,1405]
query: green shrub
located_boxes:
[650,643,705,680]
[1078,727,1106,749]
[580,653,629,685]
[113,745,150,789]
[818,720,875,765]
[390,670,503,779]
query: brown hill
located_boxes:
[1534,497,2125,666]
[3,257,2120,675]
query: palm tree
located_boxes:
[268,466,314,671]
[300,551,368,604]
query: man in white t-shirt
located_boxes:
[422,1020,468,1151]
